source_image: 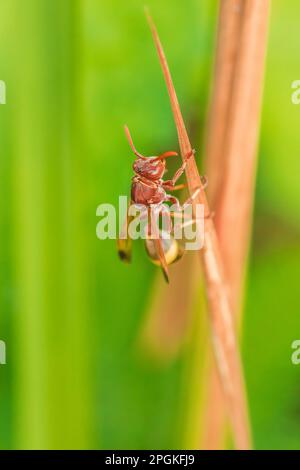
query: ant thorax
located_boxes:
[131,175,166,205]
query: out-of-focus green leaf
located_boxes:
[0,0,299,451]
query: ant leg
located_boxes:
[182,187,201,207]
[156,150,178,160]
[147,206,153,237]
[171,188,212,234]
[182,178,208,207]
[170,211,192,220]
[164,176,206,193]
[160,204,172,235]
[174,211,214,232]
[171,199,195,229]
[163,183,186,191]
[147,204,172,237]
[173,217,206,236]
[124,125,147,159]
[147,205,170,239]
[163,149,196,188]
[179,180,210,222]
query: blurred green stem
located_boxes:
[12,0,92,449]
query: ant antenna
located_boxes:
[124,125,147,159]
[156,150,178,160]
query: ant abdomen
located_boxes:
[145,232,184,266]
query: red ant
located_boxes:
[118,126,201,282]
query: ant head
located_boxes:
[124,125,178,180]
[133,157,165,180]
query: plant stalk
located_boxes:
[202,0,271,449]
[146,10,251,449]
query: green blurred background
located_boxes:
[0,0,300,450]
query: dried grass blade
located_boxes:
[146,10,251,449]
[202,0,271,449]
